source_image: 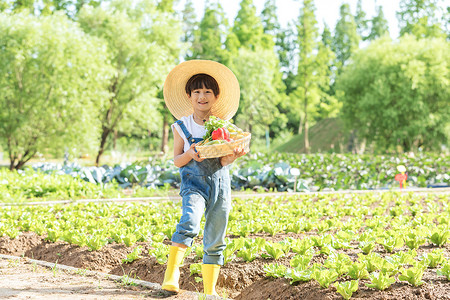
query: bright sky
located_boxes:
[175,0,430,39]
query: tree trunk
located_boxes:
[303,89,310,154]
[96,127,110,166]
[298,116,303,135]
[161,112,169,154]
[113,129,118,150]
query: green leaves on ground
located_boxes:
[334,280,359,300]
[365,272,396,290]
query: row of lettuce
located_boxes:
[0,192,449,298]
[1,152,449,202]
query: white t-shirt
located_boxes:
[171,114,207,153]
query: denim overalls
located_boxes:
[171,120,231,266]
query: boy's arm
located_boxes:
[173,128,204,168]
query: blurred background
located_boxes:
[0,0,449,169]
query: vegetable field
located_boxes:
[1,152,448,204]
[1,191,449,299]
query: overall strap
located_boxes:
[175,120,201,145]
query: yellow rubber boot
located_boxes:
[162,246,186,293]
[202,264,220,296]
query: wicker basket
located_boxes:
[196,132,251,159]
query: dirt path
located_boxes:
[0,255,201,300]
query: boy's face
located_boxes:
[188,86,218,113]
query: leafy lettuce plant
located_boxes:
[122,246,142,264]
[429,227,450,247]
[358,253,383,273]
[421,250,445,268]
[365,272,396,290]
[398,266,426,286]
[263,263,287,278]
[190,263,202,276]
[264,241,285,260]
[405,232,426,250]
[387,249,418,266]
[359,241,376,254]
[237,246,259,262]
[86,235,107,251]
[149,243,170,264]
[436,261,450,280]
[313,269,339,288]
[291,238,314,255]
[334,280,359,300]
[324,253,351,276]
[348,262,369,280]
[377,235,403,253]
[286,268,313,284]
[290,254,313,270]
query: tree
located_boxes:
[367,5,389,40]
[0,12,111,170]
[354,0,368,40]
[397,0,446,38]
[181,0,197,45]
[232,0,272,50]
[291,0,335,153]
[1,0,103,18]
[336,36,450,152]
[332,4,360,74]
[189,2,228,62]
[231,48,280,135]
[78,0,182,165]
[261,0,279,36]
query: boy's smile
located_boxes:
[188,87,218,112]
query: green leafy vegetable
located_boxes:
[122,246,142,264]
[334,280,359,300]
[365,272,396,290]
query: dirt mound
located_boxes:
[1,232,450,299]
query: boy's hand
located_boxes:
[187,143,204,162]
[220,147,248,166]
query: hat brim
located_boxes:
[163,60,240,121]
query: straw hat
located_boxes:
[163,60,240,121]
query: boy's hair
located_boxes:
[185,73,220,97]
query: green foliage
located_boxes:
[313,268,339,288]
[189,263,202,276]
[421,250,445,268]
[263,263,287,278]
[122,246,142,264]
[337,35,450,152]
[405,232,427,250]
[334,280,359,300]
[232,47,281,136]
[436,261,450,280]
[397,0,446,38]
[264,241,285,260]
[77,1,182,164]
[149,243,170,264]
[332,4,360,72]
[189,2,228,61]
[398,265,426,286]
[286,268,313,284]
[348,262,370,280]
[0,12,110,169]
[430,227,450,246]
[365,272,396,290]
[290,254,313,270]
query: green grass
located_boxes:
[276,118,350,153]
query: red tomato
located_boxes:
[212,127,230,140]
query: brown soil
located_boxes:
[1,232,450,299]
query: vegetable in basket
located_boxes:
[200,116,245,146]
